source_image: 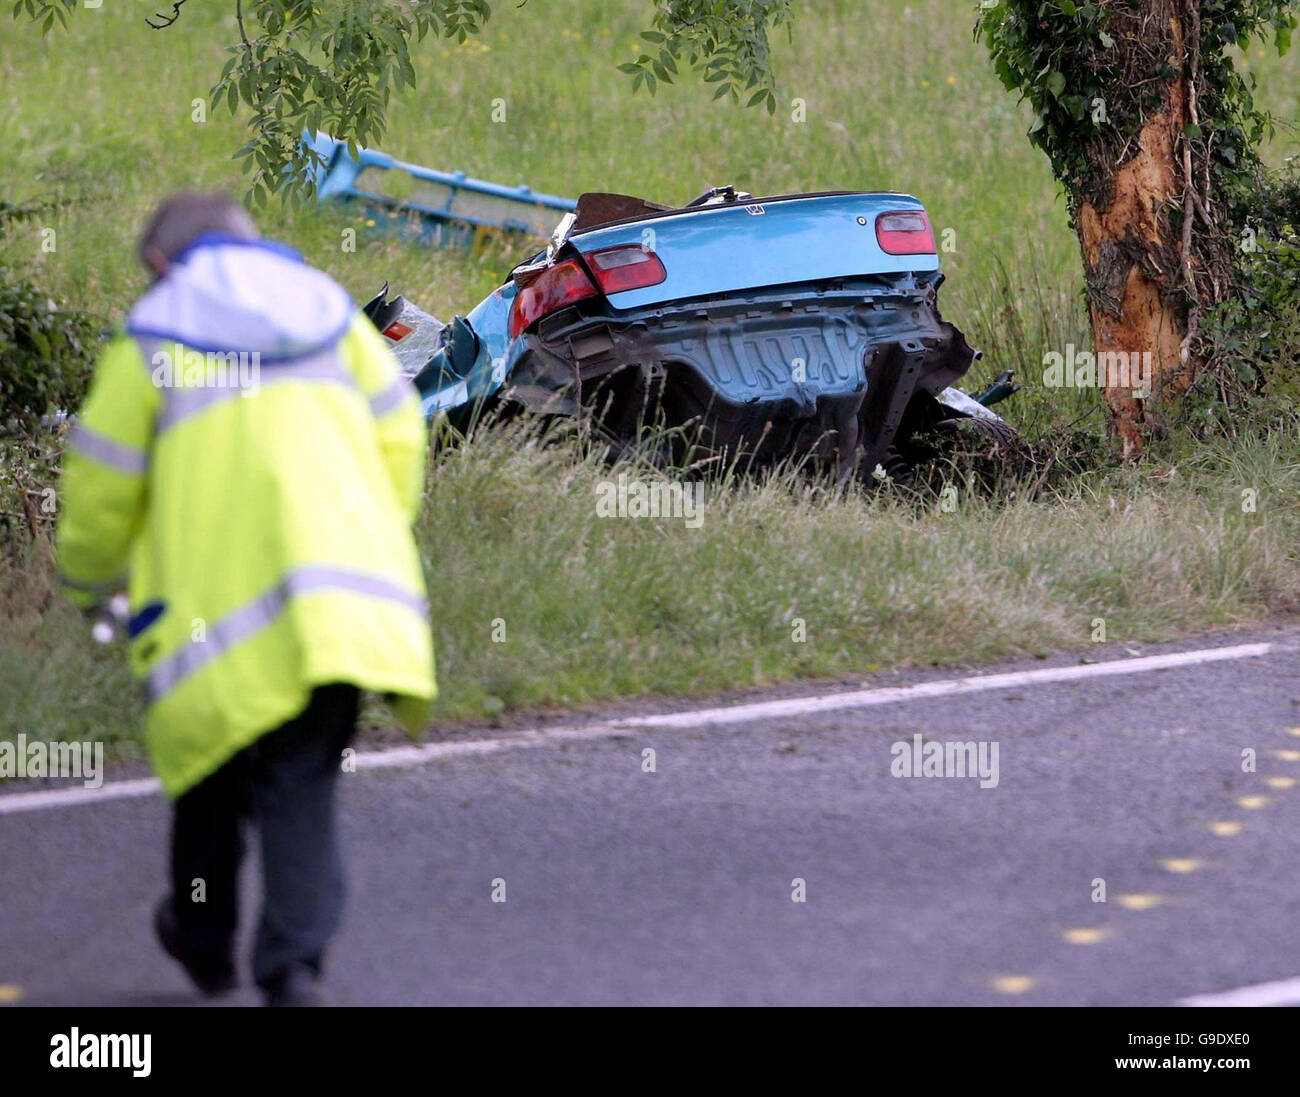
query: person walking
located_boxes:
[56,192,436,1005]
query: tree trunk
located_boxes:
[1073,0,1233,456]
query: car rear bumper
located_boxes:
[506,276,978,466]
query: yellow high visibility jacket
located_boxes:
[56,235,436,798]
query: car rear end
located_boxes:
[455,190,980,478]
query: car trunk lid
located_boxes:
[569,192,940,310]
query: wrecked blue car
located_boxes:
[364,186,1017,482]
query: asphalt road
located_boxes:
[4,627,1300,1005]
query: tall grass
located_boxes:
[11,413,1298,757]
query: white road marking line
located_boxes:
[0,777,162,815]
[613,641,1275,728]
[1178,975,1300,1007]
[0,640,1277,817]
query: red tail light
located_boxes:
[584,245,667,294]
[509,259,599,338]
[875,210,936,255]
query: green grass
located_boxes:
[2,0,1299,758]
[418,419,1300,717]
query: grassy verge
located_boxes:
[388,421,1300,718]
[4,417,1299,758]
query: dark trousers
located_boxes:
[168,683,359,989]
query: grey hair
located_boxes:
[138,192,258,267]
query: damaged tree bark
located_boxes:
[1075,1,1232,455]
[977,0,1266,456]
[1077,94,1190,455]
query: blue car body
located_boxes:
[374,186,1009,480]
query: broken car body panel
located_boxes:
[306,131,577,243]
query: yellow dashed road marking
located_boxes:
[1062,927,1111,945]
[1117,894,1165,910]
[996,728,1300,1000]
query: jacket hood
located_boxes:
[126,235,354,360]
